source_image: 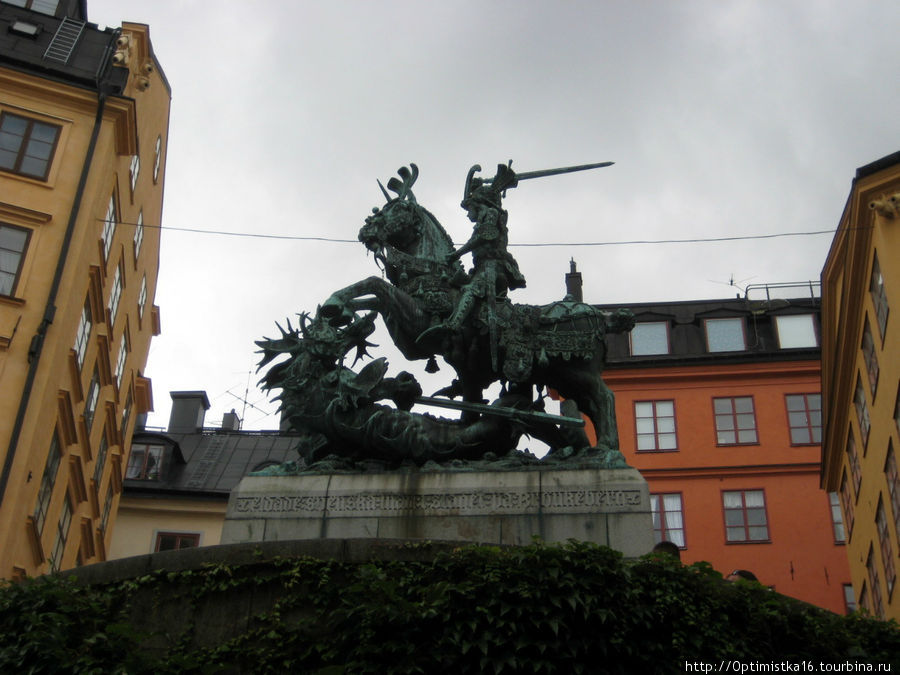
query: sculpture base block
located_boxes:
[222,466,654,557]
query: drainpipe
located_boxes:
[0,93,108,506]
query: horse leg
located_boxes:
[321,276,389,324]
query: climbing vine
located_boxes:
[1,542,897,673]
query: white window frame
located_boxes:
[101,195,116,261]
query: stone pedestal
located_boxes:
[221,466,654,558]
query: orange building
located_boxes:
[0,1,169,578]
[821,151,900,620]
[582,281,851,613]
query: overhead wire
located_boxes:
[101,217,854,248]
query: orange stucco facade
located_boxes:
[602,359,850,613]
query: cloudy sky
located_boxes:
[88,0,899,432]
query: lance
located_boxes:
[414,396,585,428]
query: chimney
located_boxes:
[221,409,241,431]
[168,391,210,433]
[565,258,583,302]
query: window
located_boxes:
[723,489,769,542]
[125,443,164,480]
[0,223,30,297]
[101,196,116,261]
[847,432,861,496]
[854,376,870,448]
[705,318,745,352]
[775,314,818,348]
[859,582,869,615]
[630,322,669,356]
[829,492,846,543]
[133,210,144,259]
[73,296,92,369]
[114,332,127,390]
[785,393,822,445]
[650,493,685,548]
[155,532,200,552]
[713,396,757,445]
[866,546,885,618]
[887,442,900,544]
[896,383,900,436]
[876,496,895,598]
[843,584,856,615]
[33,431,61,536]
[635,400,677,451]
[153,135,162,182]
[870,253,889,340]
[129,154,140,191]
[840,470,855,538]
[99,485,113,533]
[120,391,132,440]
[0,112,60,180]
[861,317,879,396]
[1,1,60,16]
[50,496,72,572]
[138,274,147,320]
[93,431,108,486]
[84,366,100,432]
[108,262,122,325]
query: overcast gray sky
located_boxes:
[88,0,899,432]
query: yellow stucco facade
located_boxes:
[0,18,170,578]
[821,151,900,619]
[109,496,227,559]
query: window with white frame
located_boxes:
[0,223,31,296]
[634,400,677,451]
[630,322,669,356]
[705,317,746,352]
[133,209,144,259]
[866,545,885,618]
[713,396,757,445]
[876,496,895,598]
[129,154,140,191]
[0,111,61,180]
[870,252,889,340]
[840,470,855,538]
[49,495,72,572]
[843,584,856,615]
[114,332,127,390]
[153,135,162,182]
[138,274,147,320]
[99,485,113,533]
[828,492,845,543]
[93,430,108,487]
[847,432,861,496]
[33,431,61,537]
[862,316,879,396]
[84,366,100,432]
[785,393,822,445]
[854,375,870,448]
[73,296,92,369]
[887,441,900,544]
[108,262,122,325]
[723,489,769,542]
[774,314,818,348]
[101,195,116,261]
[650,493,685,547]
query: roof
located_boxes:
[599,294,821,368]
[125,429,300,498]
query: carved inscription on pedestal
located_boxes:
[233,488,643,518]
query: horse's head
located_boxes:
[359,199,422,260]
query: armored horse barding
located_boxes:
[320,165,633,461]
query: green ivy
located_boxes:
[0,543,896,673]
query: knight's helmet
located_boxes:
[461,163,518,210]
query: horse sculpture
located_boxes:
[319,165,634,463]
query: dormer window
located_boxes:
[125,443,165,480]
[630,321,669,356]
[774,314,818,349]
[704,318,745,352]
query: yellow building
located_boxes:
[0,1,169,578]
[821,151,900,619]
